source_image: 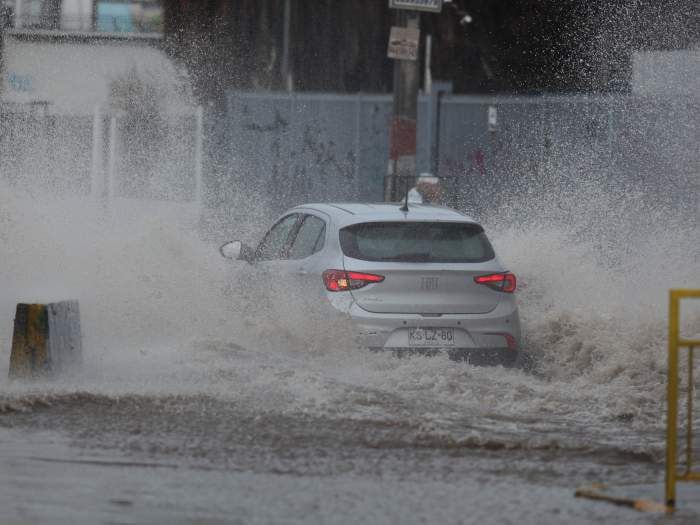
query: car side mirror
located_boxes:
[220,240,255,262]
[220,240,243,260]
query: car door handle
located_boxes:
[295,269,309,275]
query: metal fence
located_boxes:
[434,94,699,213]
[0,106,93,194]
[2,92,696,231]
[213,92,392,211]
[215,90,698,221]
[0,104,202,206]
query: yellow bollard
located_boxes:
[8,301,82,379]
[9,304,49,378]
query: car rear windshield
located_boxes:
[339,222,495,263]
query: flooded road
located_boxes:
[1,183,698,523]
[0,388,671,524]
[0,336,690,523]
[0,428,662,524]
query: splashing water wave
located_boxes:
[0,164,698,462]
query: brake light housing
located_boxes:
[474,272,516,293]
[485,332,518,350]
[323,270,384,292]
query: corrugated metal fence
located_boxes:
[211,92,392,213]
[215,91,698,219]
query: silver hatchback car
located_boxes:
[221,203,521,365]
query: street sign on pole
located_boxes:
[488,105,498,132]
[387,26,420,61]
[389,0,442,13]
[385,9,420,202]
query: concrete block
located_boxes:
[9,301,83,379]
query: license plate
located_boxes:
[408,328,455,347]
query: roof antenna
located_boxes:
[399,174,410,212]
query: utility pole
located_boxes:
[385,9,420,202]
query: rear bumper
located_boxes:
[345,297,521,351]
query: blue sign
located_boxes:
[97,3,134,33]
[7,73,33,92]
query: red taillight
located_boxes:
[474,272,516,293]
[322,270,384,292]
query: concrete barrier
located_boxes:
[9,301,83,379]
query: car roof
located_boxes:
[291,202,479,228]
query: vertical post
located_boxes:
[423,34,434,175]
[686,346,694,476]
[14,0,22,28]
[106,115,117,205]
[434,90,444,175]
[385,9,420,202]
[424,34,432,96]
[90,105,103,199]
[194,105,204,209]
[281,0,293,91]
[354,94,361,186]
[286,93,294,196]
[666,291,680,507]
[607,101,614,181]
